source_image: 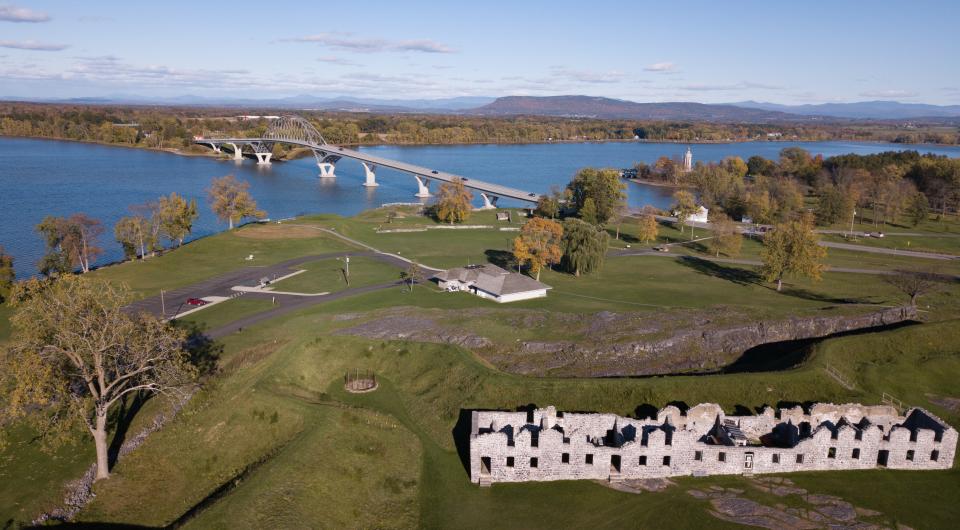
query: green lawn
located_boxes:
[177,296,277,332]
[821,232,960,256]
[270,256,400,294]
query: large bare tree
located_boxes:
[0,276,196,480]
[884,268,947,307]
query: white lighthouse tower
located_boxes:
[683,146,693,173]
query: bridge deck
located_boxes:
[201,138,541,203]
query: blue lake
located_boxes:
[2,137,959,278]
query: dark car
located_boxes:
[431,170,438,174]
[186,298,208,306]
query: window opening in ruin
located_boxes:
[694,451,702,461]
[772,453,780,464]
[718,452,727,462]
[612,455,622,473]
[481,457,492,476]
[562,436,570,444]
[855,430,863,441]
[526,410,534,423]
[562,453,570,464]
[638,455,647,466]
[831,429,838,440]
[828,447,836,459]
[852,448,860,459]
[796,454,804,464]
[531,432,539,448]
[665,430,673,446]
[530,457,539,468]
[906,450,915,461]
[586,454,594,465]
[662,455,671,467]
[877,450,888,467]
[931,450,940,461]
[910,430,918,442]
[506,456,515,467]
[744,452,753,469]
[935,431,943,442]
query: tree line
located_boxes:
[30,175,265,278]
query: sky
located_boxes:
[0,0,958,105]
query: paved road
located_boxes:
[611,249,901,275]
[128,251,410,320]
[820,241,956,260]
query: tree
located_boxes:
[158,192,198,247]
[709,215,742,257]
[434,177,473,224]
[636,213,659,244]
[566,168,627,225]
[0,246,13,303]
[512,217,563,281]
[0,276,196,480]
[207,175,266,229]
[114,215,153,260]
[579,197,599,225]
[400,260,424,291]
[883,268,945,307]
[816,185,855,226]
[671,190,698,234]
[36,214,103,274]
[560,218,608,276]
[905,192,930,227]
[534,193,560,219]
[760,212,828,291]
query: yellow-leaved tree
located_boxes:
[512,217,563,281]
[0,276,197,480]
[760,212,827,291]
[208,175,266,229]
[435,178,473,224]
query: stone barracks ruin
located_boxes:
[469,403,956,486]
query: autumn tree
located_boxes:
[560,218,608,276]
[208,175,266,229]
[671,190,698,235]
[0,276,196,480]
[636,213,659,244]
[512,217,563,281]
[760,212,828,291]
[580,197,599,225]
[158,192,198,247]
[435,177,473,224]
[36,214,103,274]
[114,215,154,260]
[535,187,565,219]
[566,167,627,225]
[709,215,742,257]
[0,246,13,303]
[400,260,424,291]
[883,268,945,307]
[905,192,930,227]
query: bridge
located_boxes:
[194,115,541,208]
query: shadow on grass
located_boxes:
[484,249,515,270]
[108,392,148,468]
[779,286,874,305]
[173,320,223,378]
[677,256,760,286]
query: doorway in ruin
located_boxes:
[481,457,492,476]
[877,450,889,467]
[611,454,622,473]
[744,452,754,470]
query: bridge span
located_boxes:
[195,115,541,208]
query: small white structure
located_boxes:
[683,146,693,173]
[434,264,551,303]
[674,205,709,224]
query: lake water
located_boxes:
[2,137,959,278]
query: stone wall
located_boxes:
[469,403,957,485]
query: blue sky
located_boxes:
[0,0,958,104]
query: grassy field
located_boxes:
[821,232,960,256]
[271,256,400,294]
[2,208,959,529]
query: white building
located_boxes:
[433,264,551,303]
[673,205,709,224]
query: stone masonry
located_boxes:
[469,403,957,486]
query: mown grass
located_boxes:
[821,232,960,256]
[271,256,399,294]
[177,296,277,332]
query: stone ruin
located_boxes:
[469,403,957,486]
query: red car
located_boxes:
[186,298,208,306]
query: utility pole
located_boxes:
[160,289,165,317]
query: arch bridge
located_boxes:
[195,115,541,208]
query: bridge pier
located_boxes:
[227,143,243,160]
[254,152,272,165]
[318,162,336,178]
[414,175,431,198]
[478,192,499,210]
[362,162,378,187]
[211,143,222,153]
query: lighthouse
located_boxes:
[683,146,693,173]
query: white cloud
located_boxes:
[316,56,359,66]
[0,4,49,23]
[551,67,627,84]
[0,40,67,51]
[286,33,454,53]
[679,81,782,91]
[859,89,918,98]
[644,62,676,73]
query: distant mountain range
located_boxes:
[729,100,960,119]
[4,92,960,121]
